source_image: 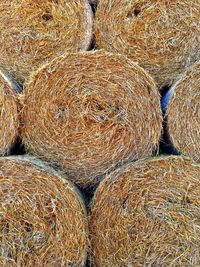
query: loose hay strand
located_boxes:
[94,0,200,87]
[22,50,162,187]
[0,156,88,267]
[90,156,200,267]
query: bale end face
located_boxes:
[0,0,93,81]
[22,50,162,187]
[94,0,200,87]
[166,61,200,162]
[90,156,200,266]
[0,156,88,267]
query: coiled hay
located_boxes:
[90,156,200,267]
[94,0,200,87]
[0,68,21,155]
[164,61,200,161]
[0,156,88,267]
[22,50,162,187]
[0,0,93,82]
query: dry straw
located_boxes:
[22,50,162,188]
[165,61,200,162]
[90,156,200,267]
[0,0,93,82]
[0,156,88,267]
[0,68,21,155]
[94,0,200,87]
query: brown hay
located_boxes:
[21,50,162,188]
[0,156,88,267]
[0,0,93,82]
[90,156,200,267]
[0,68,21,155]
[166,61,200,162]
[94,0,200,87]
[0,257,16,267]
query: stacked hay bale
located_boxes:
[90,156,200,266]
[0,156,88,267]
[0,0,93,82]
[1,0,199,265]
[0,68,22,155]
[94,0,200,87]
[162,61,200,161]
[21,50,162,187]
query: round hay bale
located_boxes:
[90,156,200,267]
[94,0,200,87]
[22,50,162,187]
[0,0,93,82]
[0,68,21,155]
[163,61,200,161]
[0,156,88,267]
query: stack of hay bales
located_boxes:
[162,61,200,161]
[21,50,162,188]
[0,0,93,82]
[94,0,200,87]
[0,156,88,267]
[90,156,200,266]
[0,68,21,155]
[0,0,199,266]
[0,1,93,266]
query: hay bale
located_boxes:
[94,0,200,87]
[0,68,21,155]
[22,50,162,187]
[90,156,200,267]
[0,0,93,82]
[0,156,88,267]
[162,61,200,161]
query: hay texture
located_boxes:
[0,156,88,267]
[94,0,200,87]
[0,0,93,82]
[90,156,200,267]
[164,61,200,162]
[22,50,162,187]
[0,68,21,155]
